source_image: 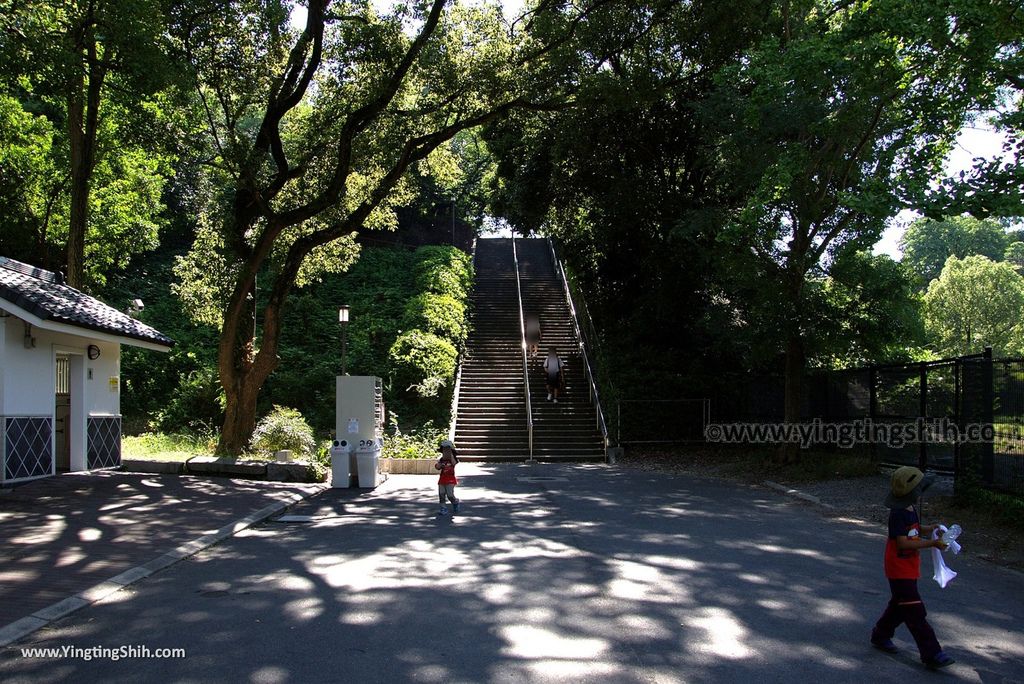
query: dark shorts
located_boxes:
[546,372,561,389]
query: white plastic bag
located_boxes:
[930,525,960,588]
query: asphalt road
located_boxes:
[1,463,1021,683]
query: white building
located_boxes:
[0,257,173,484]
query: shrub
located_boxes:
[382,425,446,459]
[155,367,224,433]
[249,405,317,458]
[403,293,468,347]
[413,245,473,300]
[389,330,457,399]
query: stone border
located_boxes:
[763,480,837,512]
[121,458,319,482]
[0,484,327,648]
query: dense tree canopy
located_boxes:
[1,0,1022,453]
[924,255,1024,357]
[489,0,1022,455]
[0,0,180,288]
[900,215,1014,284]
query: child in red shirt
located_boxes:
[870,466,954,669]
[435,439,460,515]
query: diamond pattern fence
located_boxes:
[87,416,121,470]
[3,416,53,483]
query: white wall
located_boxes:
[2,316,54,415]
[1,316,121,417]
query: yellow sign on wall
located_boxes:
[108,376,119,392]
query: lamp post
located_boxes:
[338,305,350,375]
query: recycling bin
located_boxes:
[355,439,382,488]
[330,439,354,488]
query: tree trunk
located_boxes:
[216,266,269,454]
[66,64,87,289]
[65,19,104,289]
[215,222,293,455]
[219,368,262,455]
[780,270,806,465]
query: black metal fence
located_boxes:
[701,349,1024,495]
[617,399,710,445]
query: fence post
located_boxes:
[617,401,621,447]
[953,358,961,485]
[919,362,928,470]
[869,365,877,462]
[981,346,994,486]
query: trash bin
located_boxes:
[330,439,353,488]
[355,439,382,488]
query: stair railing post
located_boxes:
[513,237,534,460]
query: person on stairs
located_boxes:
[526,314,541,359]
[544,348,564,403]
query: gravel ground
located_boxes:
[618,451,1024,573]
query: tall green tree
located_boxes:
[707,0,1016,455]
[923,255,1024,357]
[1005,241,1024,274]
[172,0,666,454]
[486,0,768,389]
[900,215,1011,284]
[0,0,178,287]
[807,250,925,367]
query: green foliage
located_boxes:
[923,255,1024,357]
[0,94,59,262]
[257,244,471,433]
[900,216,1013,285]
[413,245,474,300]
[154,367,224,434]
[103,247,223,434]
[382,425,446,460]
[403,293,468,346]
[389,330,458,405]
[249,405,317,458]
[953,487,1024,532]
[808,251,926,368]
[1005,242,1024,274]
[0,0,181,288]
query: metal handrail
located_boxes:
[512,237,534,459]
[547,239,608,445]
[448,235,478,442]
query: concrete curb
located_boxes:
[763,480,837,512]
[0,484,327,649]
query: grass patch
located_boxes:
[952,487,1024,532]
[122,432,215,462]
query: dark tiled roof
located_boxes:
[0,257,174,348]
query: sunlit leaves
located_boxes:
[924,255,1024,357]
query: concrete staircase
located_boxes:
[452,238,605,461]
[518,239,606,460]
